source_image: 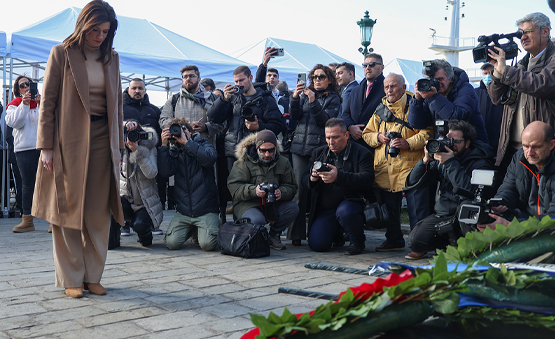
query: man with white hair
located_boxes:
[488,12,555,172]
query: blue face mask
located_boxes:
[482,75,492,87]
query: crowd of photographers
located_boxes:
[5,11,555,259]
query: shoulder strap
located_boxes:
[171,93,180,112]
[375,104,413,131]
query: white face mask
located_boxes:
[482,74,492,87]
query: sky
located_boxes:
[1,0,554,105]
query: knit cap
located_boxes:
[255,130,277,148]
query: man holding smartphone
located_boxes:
[255,47,289,114]
[341,53,385,153]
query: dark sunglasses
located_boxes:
[362,62,382,68]
[258,147,276,154]
[312,75,327,80]
[19,82,30,89]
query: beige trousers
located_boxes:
[52,118,111,288]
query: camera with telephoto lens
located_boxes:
[472,29,523,63]
[241,106,256,122]
[313,161,331,172]
[124,125,152,143]
[417,61,440,92]
[260,183,279,203]
[385,131,402,158]
[169,123,189,140]
[456,169,517,236]
[426,120,454,156]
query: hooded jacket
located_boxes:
[362,92,434,192]
[120,126,163,228]
[408,68,490,146]
[207,87,284,157]
[122,90,161,137]
[227,133,297,219]
[406,142,492,217]
[495,147,555,220]
[157,134,219,218]
[5,97,39,152]
[488,40,555,166]
[289,89,341,156]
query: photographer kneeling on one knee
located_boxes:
[113,120,163,247]
[404,120,492,259]
[227,130,298,250]
[158,118,220,251]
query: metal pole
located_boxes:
[277,287,338,300]
[304,263,369,275]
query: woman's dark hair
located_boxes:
[307,64,339,96]
[13,75,32,98]
[63,0,118,65]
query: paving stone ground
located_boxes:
[0,211,423,338]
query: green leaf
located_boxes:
[433,252,448,281]
[446,245,461,261]
[250,313,282,337]
[280,307,297,323]
[485,267,500,284]
[431,292,460,314]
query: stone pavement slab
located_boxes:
[0,210,425,338]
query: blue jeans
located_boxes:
[308,200,365,252]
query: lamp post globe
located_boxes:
[357,10,377,57]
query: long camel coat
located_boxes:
[32,44,124,229]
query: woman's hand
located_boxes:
[21,92,31,106]
[304,88,315,103]
[41,149,53,171]
[34,93,41,105]
[293,81,305,98]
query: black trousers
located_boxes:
[407,214,454,253]
[119,196,153,246]
[14,150,40,215]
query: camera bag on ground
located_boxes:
[217,218,271,258]
[364,187,390,229]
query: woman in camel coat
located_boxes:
[32,0,124,298]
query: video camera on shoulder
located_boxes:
[457,169,516,234]
[124,124,153,143]
[426,120,454,156]
[416,61,440,92]
[472,29,523,63]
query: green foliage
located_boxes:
[435,216,555,263]
[451,307,555,332]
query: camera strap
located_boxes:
[259,198,278,224]
[375,104,413,132]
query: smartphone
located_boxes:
[273,48,284,57]
[297,73,306,88]
[233,85,245,94]
[29,82,38,100]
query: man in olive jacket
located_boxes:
[227,130,298,250]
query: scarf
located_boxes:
[180,87,216,110]
[7,97,38,109]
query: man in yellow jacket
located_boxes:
[362,74,434,251]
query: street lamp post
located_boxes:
[357,10,377,58]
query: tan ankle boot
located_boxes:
[83,282,106,295]
[12,215,35,233]
[65,287,83,298]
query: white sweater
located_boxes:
[6,103,39,152]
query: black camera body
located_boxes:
[241,106,256,122]
[124,125,152,143]
[472,29,523,63]
[426,120,454,156]
[169,123,189,140]
[313,161,331,172]
[260,183,279,203]
[417,60,440,92]
[385,131,402,158]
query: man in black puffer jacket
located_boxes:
[207,66,283,173]
[479,121,555,230]
[158,118,220,251]
[123,78,162,137]
[405,120,492,259]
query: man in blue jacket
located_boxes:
[408,59,490,148]
[336,62,358,115]
[341,53,385,153]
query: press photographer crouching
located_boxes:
[307,118,374,255]
[405,120,492,260]
[110,121,162,248]
[158,118,220,251]
[227,130,298,250]
[478,121,555,231]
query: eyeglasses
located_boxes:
[362,62,382,68]
[312,75,327,80]
[522,29,535,35]
[19,82,30,89]
[258,147,276,154]
[453,139,465,144]
[182,74,198,79]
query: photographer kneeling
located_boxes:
[158,118,220,251]
[478,121,555,231]
[227,130,298,250]
[113,121,163,247]
[405,120,492,259]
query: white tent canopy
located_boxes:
[5,7,251,91]
[383,58,424,92]
[232,37,365,87]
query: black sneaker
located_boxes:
[345,243,365,255]
[269,233,286,250]
[121,225,131,236]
